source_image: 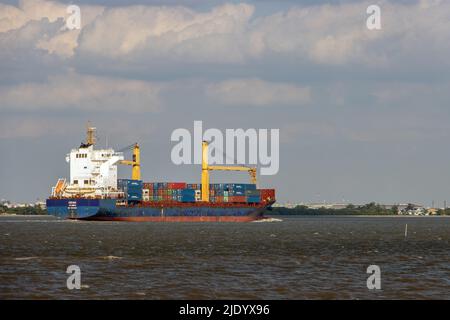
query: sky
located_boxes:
[1,0,450,205]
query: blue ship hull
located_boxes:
[46,198,270,222]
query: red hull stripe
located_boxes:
[82,216,262,222]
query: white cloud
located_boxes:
[76,3,254,63]
[0,72,164,112]
[0,0,104,32]
[1,0,450,69]
[205,78,311,107]
[0,0,66,33]
[73,1,450,68]
[0,0,103,57]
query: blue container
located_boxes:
[232,183,256,191]
[129,180,142,187]
[181,189,196,202]
[181,189,195,195]
[127,185,142,191]
[118,179,143,191]
[246,189,260,196]
[247,196,261,203]
[126,193,142,200]
[127,190,142,195]
[181,196,195,202]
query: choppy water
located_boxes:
[0,215,449,299]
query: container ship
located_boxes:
[46,125,275,222]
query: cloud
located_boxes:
[0,72,164,112]
[72,0,450,70]
[0,0,104,32]
[76,3,254,63]
[205,78,311,107]
[0,0,103,58]
[1,0,450,73]
[0,0,66,33]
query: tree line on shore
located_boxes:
[266,203,450,216]
[0,204,46,215]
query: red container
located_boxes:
[143,182,154,189]
[260,189,276,202]
[168,182,187,189]
[229,196,246,203]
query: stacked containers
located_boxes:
[118,179,143,201]
[120,180,272,204]
[142,182,187,202]
[246,189,261,203]
[207,183,258,203]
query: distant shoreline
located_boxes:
[266,203,450,216]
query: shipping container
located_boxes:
[168,182,187,189]
[245,189,260,196]
[260,189,275,202]
[181,189,196,202]
[228,196,247,203]
[126,193,142,201]
[118,179,143,191]
[246,195,261,203]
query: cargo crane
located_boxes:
[118,143,141,181]
[201,141,257,202]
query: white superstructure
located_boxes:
[52,126,124,198]
[65,145,124,195]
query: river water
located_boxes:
[0,215,449,299]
